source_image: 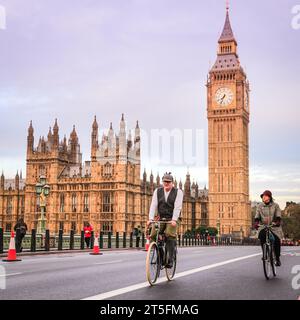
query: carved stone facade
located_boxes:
[0,115,208,235]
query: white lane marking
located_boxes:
[0,273,22,277]
[83,252,261,300]
[94,260,123,266]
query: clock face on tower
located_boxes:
[215,87,234,107]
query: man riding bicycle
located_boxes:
[147,172,183,268]
[254,190,283,266]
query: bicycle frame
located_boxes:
[261,224,277,279]
[149,220,173,268]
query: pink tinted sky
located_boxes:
[0,0,299,208]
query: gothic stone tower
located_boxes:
[90,114,141,234]
[207,7,251,237]
[25,119,82,231]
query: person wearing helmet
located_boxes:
[147,172,183,268]
[254,190,283,266]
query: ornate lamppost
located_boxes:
[217,218,221,239]
[35,175,50,234]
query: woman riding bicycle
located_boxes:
[146,172,183,268]
[254,190,283,266]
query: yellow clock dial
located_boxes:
[215,87,234,107]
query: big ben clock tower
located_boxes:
[207,5,251,237]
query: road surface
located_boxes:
[0,246,299,300]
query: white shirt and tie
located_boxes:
[149,187,184,221]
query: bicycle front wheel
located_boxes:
[263,244,271,280]
[165,247,177,281]
[270,245,277,277]
[146,242,160,286]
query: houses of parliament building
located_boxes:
[0,7,251,237]
[0,115,208,235]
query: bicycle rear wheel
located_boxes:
[263,244,271,280]
[146,242,160,286]
[165,247,177,281]
[270,245,277,277]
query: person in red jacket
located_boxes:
[83,222,93,248]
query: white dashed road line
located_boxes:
[94,260,123,266]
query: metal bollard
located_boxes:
[129,232,133,248]
[0,228,3,254]
[116,232,119,248]
[31,229,36,252]
[69,229,74,250]
[188,236,191,246]
[123,232,126,248]
[45,229,50,251]
[178,234,181,247]
[136,235,140,248]
[58,229,63,251]
[185,235,188,246]
[142,233,145,248]
[90,231,94,249]
[100,232,103,249]
[80,230,85,250]
[108,232,112,249]
[16,228,21,253]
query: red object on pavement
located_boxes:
[89,233,103,256]
[2,231,22,262]
[84,225,93,238]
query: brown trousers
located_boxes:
[149,220,179,242]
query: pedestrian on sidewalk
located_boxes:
[14,218,28,253]
[84,222,93,248]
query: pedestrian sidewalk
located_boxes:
[0,247,145,258]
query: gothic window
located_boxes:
[227,124,230,141]
[84,193,89,212]
[102,192,113,213]
[39,165,45,177]
[72,193,77,212]
[201,203,207,220]
[6,196,12,214]
[220,124,223,142]
[60,194,65,213]
[103,162,113,177]
[221,148,223,166]
[228,175,230,192]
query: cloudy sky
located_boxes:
[0,0,299,208]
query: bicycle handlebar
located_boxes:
[148,220,173,225]
[260,223,276,228]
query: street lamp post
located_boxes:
[35,175,50,234]
[217,218,221,240]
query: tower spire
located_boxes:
[219,3,236,44]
